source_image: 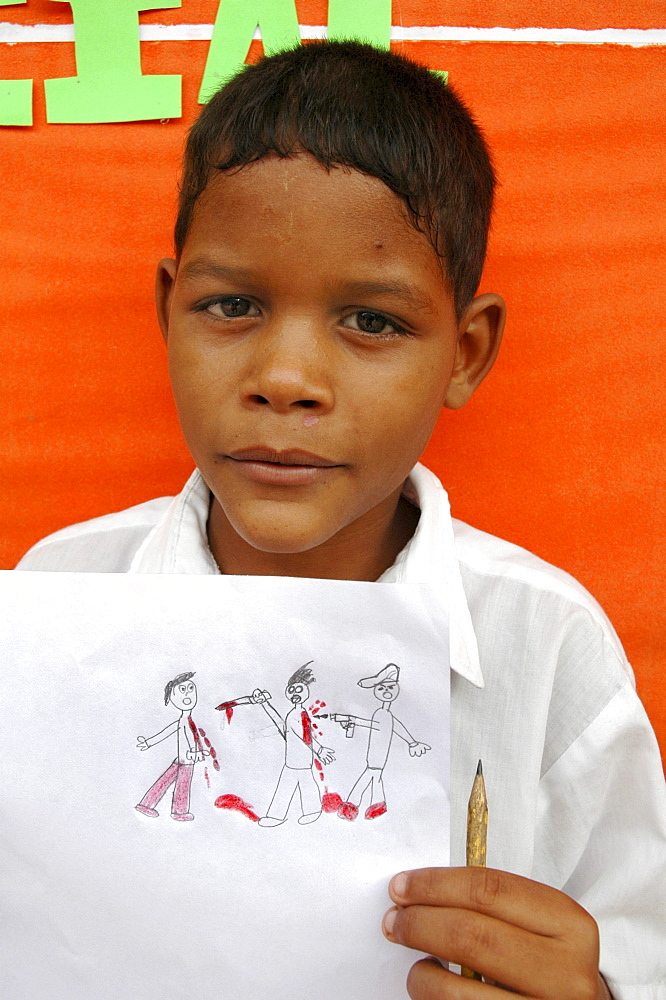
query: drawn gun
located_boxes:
[329,713,355,738]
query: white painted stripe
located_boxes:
[0,21,664,47]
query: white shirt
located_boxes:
[16,464,666,998]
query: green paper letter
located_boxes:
[0,0,32,125]
[44,0,182,124]
[199,0,300,103]
[327,0,391,49]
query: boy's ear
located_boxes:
[155,258,178,344]
[444,293,506,409]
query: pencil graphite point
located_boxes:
[477,758,483,776]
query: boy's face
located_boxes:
[157,155,502,565]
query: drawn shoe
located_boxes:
[298,811,321,825]
[365,801,387,820]
[135,805,159,817]
[337,801,359,821]
[171,813,194,822]
[258,816,286,827]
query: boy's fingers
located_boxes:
[389,867,593,938]
[406,958,519,1000]
[384,903,561,994]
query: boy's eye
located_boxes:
[342,310,407,338]
[202,296,260,319]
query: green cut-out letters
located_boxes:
[44,0,182,123]
[198,0,300,103]
[0,0,32,125]
[327,0,391,49]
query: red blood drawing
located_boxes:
[199,728,206,737]
[314,759,323,772]
[204,767,210,788]
[216,700,238,724]
[215,794,260,822]
[322,790,344,813]
[338,801,359,821]
[301,709,312,746]
[365,801,387,820]
[188,718,221,774]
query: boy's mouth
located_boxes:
[224,447,342,486]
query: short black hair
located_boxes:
[287,662,315,687]
[175,40,495,318]
[164,671,195,706]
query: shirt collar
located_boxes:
[129,463,483,687]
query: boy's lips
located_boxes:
[223,447,343,486]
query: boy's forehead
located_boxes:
[189,156,437,263]
[181,154,450,308]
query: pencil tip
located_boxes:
[476,759,483,776]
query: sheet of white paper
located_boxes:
[0,571,450,1000]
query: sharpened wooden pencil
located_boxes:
[461,760,488,980]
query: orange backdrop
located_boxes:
[1,1,664,756]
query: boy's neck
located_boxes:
[207,492,420,582]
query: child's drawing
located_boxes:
[135,672,212,822]
[227,662,336,827]
[331,664,430,821]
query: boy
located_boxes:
[16,41,666,999]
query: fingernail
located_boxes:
[382,907,398,939]
[391,872,408,900]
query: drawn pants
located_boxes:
[265,764,321,819]
[347,766,386,807]
[139,760,194,815]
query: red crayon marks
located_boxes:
[322,790,344,813]
[204,767,210,788]
[314,759,323,772]
[215,794,260,822]
[301,710,312,746]
[365,801,387,820]
[338,801,359,821]
[216,700,238,723]
[188,717,220,773]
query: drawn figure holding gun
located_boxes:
[331,664,430,821]
[220,662,335,827]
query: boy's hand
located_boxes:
[382,867,611,1000]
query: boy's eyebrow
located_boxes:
[341,280,434,313]
[179,260,435,313]
[178,259,257,285]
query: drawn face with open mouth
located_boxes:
[171,680,198,711]
[286,682,309,705]
[374,681,399,703]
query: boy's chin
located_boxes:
[217,505,349,558]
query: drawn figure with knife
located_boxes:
[330,664,431,821]
[216,662,335,827]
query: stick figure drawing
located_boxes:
[135,672,209,822]
[330,664,430,821]
[253,662,336,827]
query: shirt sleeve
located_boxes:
[534,682,666,998]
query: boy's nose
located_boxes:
[239,321,335,415]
